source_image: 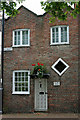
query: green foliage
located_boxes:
[32,63,47,74]
[32,63,48,78]
[41,1,80,22]
[0,1,25,16]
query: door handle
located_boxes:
[45,92,48,94]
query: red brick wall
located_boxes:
[3,6,79,113]
[43,14,79,113]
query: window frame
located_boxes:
[50,25,69,45]
[13,29,30,47]
[51,58,69,76]
[12,70,30,94]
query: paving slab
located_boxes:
[1,113,79,119]
[1,118,79,120]
[0,115,2,120]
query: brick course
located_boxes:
[3,6,79,113]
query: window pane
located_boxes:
[26,87,28,91]
[15,87,17,91]
[19,72,21,77]
[19,77,21,81]
[22,83,25,86]
[15,77,17,81]
[14,32,17,45]
[14,31,20,45]
[22,87,25,91]
[52,28,55,43]
[15,83,17,86]
[19,83,21,86]
[25,72,28,77]
[15,72,17,76]
[56,28,58,43]
[22,31,28,45]
[25,77,28,82]
[22,77,24,81]
[18,31,20,45]
[61,27,67,42]
[22,72,24,76]
[26,82,28,86]
[52,28,59,43]
[19,87,21,91]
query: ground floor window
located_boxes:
[12,70,30,94]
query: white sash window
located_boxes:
[51,26,69,45]
[13,29,30,47]
[12,70,30,94]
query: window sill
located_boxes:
[12,92,30,95]
[50,43,70,46]
[12,45,30,48]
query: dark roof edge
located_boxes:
[5,5,47,21]
[18,5,38,16]
[18,5,47,17]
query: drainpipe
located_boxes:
[1,9,4,114]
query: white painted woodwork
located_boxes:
[35,79,47,111]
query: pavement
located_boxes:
[0,113,80,119]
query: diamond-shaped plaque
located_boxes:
[51,58,69,76]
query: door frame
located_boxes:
[34,79,48,111]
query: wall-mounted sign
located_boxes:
[4,47,13,52]
[53,82,60,86]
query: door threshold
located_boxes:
[34,109,48,112]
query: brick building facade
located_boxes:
[3,6,80,113]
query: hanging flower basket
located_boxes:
[30,62,50,79]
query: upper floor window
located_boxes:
[50,26,69,45]
[13,29,30,47]
[12,70,30,94]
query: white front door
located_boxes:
[35,79,47,111]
